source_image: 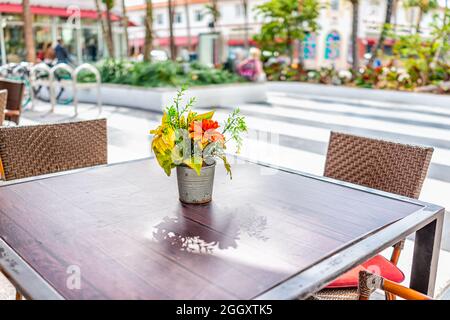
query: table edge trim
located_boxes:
[254,206,445,300]
[0,237,64,300]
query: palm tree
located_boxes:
[184,0,193,51]
[350,0,359,71]
[168,0,176,60]
[368,0,394,66]
[204,0,222,64]
[242,0,249,51]
[103,0,115,58]
[404,0,438,33]
[23,0,36,62]
[121,0,129,56]
[143,0,154,61]
[94,0,114,58]
[298,0,304,67]
[205,0,220,30]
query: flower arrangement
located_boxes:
[150,86,247,178]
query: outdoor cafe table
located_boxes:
[0,158,444,300]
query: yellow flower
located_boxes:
[150,112,176,175]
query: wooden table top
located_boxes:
[0,158,425,299]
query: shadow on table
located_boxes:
[151,204,269,254]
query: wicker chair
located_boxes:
[358,271,432,300]
[0,90,7,126]
[312,131,434,300]
[0,119,108,181]
[0,79,25,125]
[0,118,107,299]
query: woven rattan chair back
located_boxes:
[324,132,433,199]
[0,90,7,126]
[0,79,24,125]
[0,119,107,181]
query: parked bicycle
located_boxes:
[0,62,33,109]
[0,62,74,107]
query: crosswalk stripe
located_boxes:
[269,96,450,125]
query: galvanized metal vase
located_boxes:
[176,162,216,204]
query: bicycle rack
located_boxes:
[73,63,102,114]
[0,64,9,78]
[29,63,51,110]
[12,63,30,78]
[49,63,76,114]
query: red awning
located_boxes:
[228,39,257,46]
[132,37,257,48]
[131,37,199,47]
[156,36,199,47]
[0,3,135,26]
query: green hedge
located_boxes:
[78,60,244,87]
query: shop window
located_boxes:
[156,13,164,25]
[175,12,183,24]
[194,10,203,22]
[330,0,339,11]
[303,33,316,60]
[325,31,340,60]
[3,24,25,62]
[235,4,243,17]
[82,28,100,62]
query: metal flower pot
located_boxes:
[176,162,216,204]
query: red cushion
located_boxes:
[326,255,405,288]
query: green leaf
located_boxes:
[219,155,232,179]
[153,149,174,176]
[183,156,203,176]
[193,110,215,121]
[222,108,247,153]
[187,110,197,125]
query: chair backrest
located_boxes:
[324,131,433,199]
[0,79,24,112]
[0,89,7,126]
[0,119,107,181]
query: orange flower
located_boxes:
[189,119,223,144]
[204,130,225,144]
[201,119,219,131]
[189,121,203,134]
[189,120,219,131]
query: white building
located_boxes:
[126,0,446,69]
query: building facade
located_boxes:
[0,0,128,64]
[126,0,445,69]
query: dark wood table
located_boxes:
[0,158,444,300]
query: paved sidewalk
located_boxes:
[1,93,449,299]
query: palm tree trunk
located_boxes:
[105,4,115,58]
[211,0,220,30]
[94,0,111,59]
[143,0,153,61]
[23,0,36,62]
[121,0,130,56]
[433,0,449,63]
[242,0,249,51]
[297,0,304,69]
[368,0,394,66]
[184,0,193,51]
[351,0,359,71]
[287,28,293,61]
[392,0,399,34]
[212,0,218,25]
[416,8,423,33]
[168,0,176,60]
